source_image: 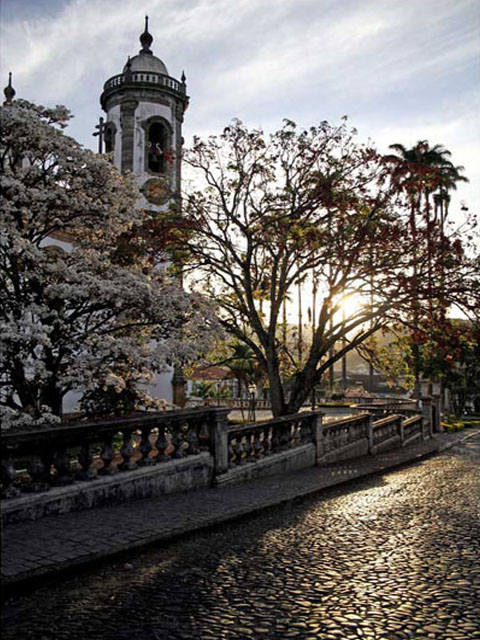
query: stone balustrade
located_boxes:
[1,403,433,523]
[1,407,222,500]
[103,72,185,94]
[353,402,417,419]
[371,414,403,454]
[204,397,272,410]
[402,415,424,445]
[226,413,317,467]
[322,414,371,462]
[213,411,323,486]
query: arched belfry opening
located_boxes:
[100,16,188,180]
[147,120,169,174]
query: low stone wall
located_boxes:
[2,453,213,526]
[215,444,316,487]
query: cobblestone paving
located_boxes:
[2,435,480,640]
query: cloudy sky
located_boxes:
[1,0,479,220]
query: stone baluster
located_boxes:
[228,437,235,468]
[367,414,374,453]
[198,420,211,452]
[270,424,280,453]
[137,425,154,466]
[53,446,74,485]
[291,421,301,447]
[420,395,433,438]
[1,450,20,498]
[285,423,294,449]
[99,434,116,475]
[324,429,333,453]
[119,428,137,471]
[172,423,186,459]
[77,442,97,480]
[300,418,311,444]
[234,437,244,465]
[312,412,324,463]
[262,426,272,456]
[186,420,200,455]
[243,431,253,462]
[26,450,53,492]
[212,408,230,476]
[253,429,263,459]
[155,424,171,462]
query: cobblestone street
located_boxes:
[2,434,479,640]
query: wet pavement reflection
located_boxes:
[2,435,480,640]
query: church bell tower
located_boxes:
[99,17,189,406]
[100,16,189,208]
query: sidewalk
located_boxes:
[1,430,476,591]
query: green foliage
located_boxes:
[421,320,480,417]
[192,381,216,399]
[356,331,415,391]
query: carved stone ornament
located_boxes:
[141,177,171,204]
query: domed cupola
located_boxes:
[100,16,189,183]
[122,17,169,76]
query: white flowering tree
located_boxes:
[0,100,217,428]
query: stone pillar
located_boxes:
[120,100,138,173]
[212,408,231,477]
[420,395,433,438]
[367,413,374,454]
[432,394,442,433]
[312,411,324,464]
[172,364,186,408]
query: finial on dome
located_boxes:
[181,70,186,84]
[139,15,153,55]
[3,72,16,105]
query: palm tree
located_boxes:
[216,343,264,399]
[433,163,469,226]
[386,140,468,227]
[385,140,469,395]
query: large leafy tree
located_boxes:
[420,320,480,417]
[0,100,217,428]
[179,120,474,417]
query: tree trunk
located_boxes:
[266,349,287,417]
[286,358,318,415]
[42,384,63,417]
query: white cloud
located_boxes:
[1,0,478,217]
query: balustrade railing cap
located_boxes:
[1,406,222,444]
[103,72,186,92]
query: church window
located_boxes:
[104,122,116,153]
[147,121,169,174]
